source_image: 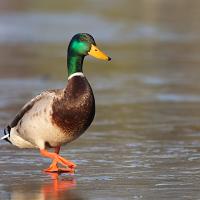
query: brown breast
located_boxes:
[51,76,95,138]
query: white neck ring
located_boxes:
[68,72,84,80]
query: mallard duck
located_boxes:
[1,33,111,173]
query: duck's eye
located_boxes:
[95,49,98,51]
[79,37,84,41]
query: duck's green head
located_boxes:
[67,33,111,76]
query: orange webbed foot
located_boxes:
[56,155,77,169]
[43,159,59,173]
[40,148,76,174]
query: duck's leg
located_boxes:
[40,147,76,173]
[42,147,60,173]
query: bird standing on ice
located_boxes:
[1,33,111,173]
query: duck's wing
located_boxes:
[9,89,59,128]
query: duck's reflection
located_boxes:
[10,173,83,200]
[41,172,77,199]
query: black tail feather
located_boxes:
[3,126,11,144]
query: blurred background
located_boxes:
[1,0,200,200]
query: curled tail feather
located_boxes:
[1,126,11,143]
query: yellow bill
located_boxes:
[88,44,111,61]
